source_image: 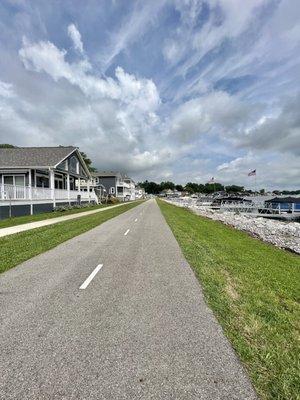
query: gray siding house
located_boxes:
[92,171,136,201]
[0,146,97,219]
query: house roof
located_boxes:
[0,146,77,168]
[92,171,121,177]
[93,171,134,182]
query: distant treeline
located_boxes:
[138,181,245,194]
[138,180,300,195]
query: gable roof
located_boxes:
[92,171,121,178]
[92,171,134,183]
[0,146,77,168]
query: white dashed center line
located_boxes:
[124,229,130,236]
[79,264,103,290]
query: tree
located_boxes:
[259,188,265,194]
[203,182,224,193]
[160,181,175,190]
[0,144,16,148]
[225,185,244,193]
[175,184,184,191]
[184,182,199,193]
[80,152,97,172]
[138,180,161,194]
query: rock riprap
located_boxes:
[165,198,300,254]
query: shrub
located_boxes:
[107,196,120,204]
[53,203,97,212]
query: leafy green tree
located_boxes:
[203,183,224,193]
[160,181,175,190]
[225,185,244,193]
[175,184,184,191]
[80,151,97,172]
[0,144,16,148]
[138,180,161,194]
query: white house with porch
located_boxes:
[0,146,98,219]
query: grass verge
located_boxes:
[0,201,140,274]
[0,203,115,229]
[158,199,300,400]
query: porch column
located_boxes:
[1,174,4,200]
[49,169,56,208]
[87,180,91,203]
[28,169,33,215]
[77,177,81,205]
[66,173,70,205]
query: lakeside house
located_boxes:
[0,146,97,219]
[92,171,136,201]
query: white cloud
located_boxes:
[169,91,255,142]
[235,93,300,156]
[215,152,300,189]
[100,1,168,70]
[67,23,83,53]
[19,38,160,114]
[0,81,15,98]
[1,3,300,188]
[19,38,73,82]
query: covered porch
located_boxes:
[0,168,97,205]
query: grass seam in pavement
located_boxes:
[158,199,300,400]
[0,201,141,274]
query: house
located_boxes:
[92,171,136,201]
[135,186,146,199]
[0,146,97,219]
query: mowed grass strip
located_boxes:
[0,203,112,229]
[0,201,140,274]
[158,199,300,400]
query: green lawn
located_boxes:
[158,199,300,400]
[0,203,115,229]
[0,201,140,274]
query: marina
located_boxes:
[165,196,300,254]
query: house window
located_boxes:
[69,155,78,174]
[3,175,25,186]
[110,187,115,194]
[3,176,13,185]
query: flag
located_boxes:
[248,169,256,176]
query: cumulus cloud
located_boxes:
[0,81,15,98]
[19,38,160,112]
[67,23,84,53]
[169,91,255,142]
[11,33,170,178]
[0,2,299,188]
[216,153,300,189]
[237,93,300,156]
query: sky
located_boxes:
[0,0,299,190]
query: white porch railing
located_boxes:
[0,184,97,202]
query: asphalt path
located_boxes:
[0,199,257,399]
